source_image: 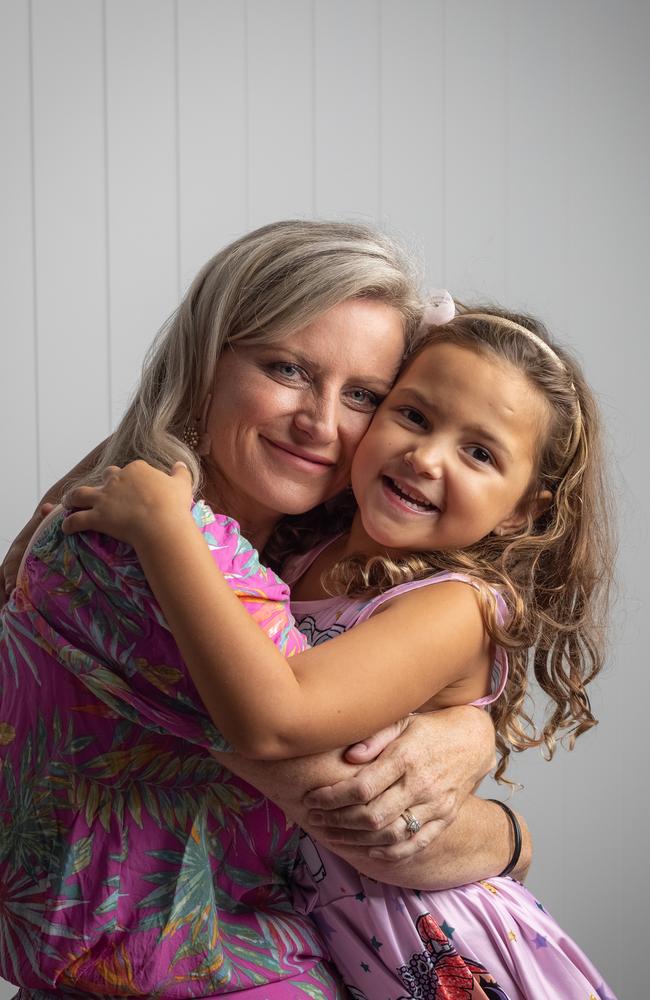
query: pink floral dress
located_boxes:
[0,504,343,998]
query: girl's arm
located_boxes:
[64,461,491,760]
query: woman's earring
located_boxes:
[182,395,212,456]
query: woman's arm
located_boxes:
[219,742,531,890]
[0,440,106,599]
[64,462,491,758]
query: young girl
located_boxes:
[64,303,617,1000]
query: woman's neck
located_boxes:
[200,471,279,554]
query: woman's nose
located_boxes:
[292,392,339,443]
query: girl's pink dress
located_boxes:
[284,540,618,1000]
[0,504,344,998]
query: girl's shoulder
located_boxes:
[356,571,509,628]
[361,573,509,707]
[291,568,509,708]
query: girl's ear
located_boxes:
[493,489,553,536]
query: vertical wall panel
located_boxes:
[561,3,649,992]
[31,0,109,487]
[178,0,247,288]
[497,2,573,945]
[314,0,381,220]
[0,0,38,547]
[379,0,445,289]
[504,0,570,326]
[443,0,508,299]
[105,0,179,423]
[247,0,314,228]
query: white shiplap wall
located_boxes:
[1,2,648,996]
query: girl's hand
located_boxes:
[62,461,193,547]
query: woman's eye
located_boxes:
[466,445,493,465]
[346,387,381,410]
[270,362,306,381]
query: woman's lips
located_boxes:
[261,437,336,472]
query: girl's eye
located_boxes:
[399,407,427,427]
[466,445,493,465]
[346,387,381,411]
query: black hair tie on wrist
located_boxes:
[487,798,523,878]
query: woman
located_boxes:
[0,220,527,998]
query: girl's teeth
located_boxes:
[386,477,438,512]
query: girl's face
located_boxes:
[202,298,405,544]
[350,342,550,555]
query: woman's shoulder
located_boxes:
[193,500,291,603]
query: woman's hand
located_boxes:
[0,439,108,604]
[63,461,193,547]
[302,707,496,860]
[1,503,55,603]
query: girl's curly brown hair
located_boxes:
[269,305,615,782]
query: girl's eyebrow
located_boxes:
[463,425,513,462]
[392,384,514,461]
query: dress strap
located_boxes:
[353,572,509,708]
[281,535,342,586]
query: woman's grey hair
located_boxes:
[83,219,422,492]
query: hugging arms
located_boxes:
[0,220,529,997]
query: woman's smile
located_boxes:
[260,437,338,471]
[202,298,405,546]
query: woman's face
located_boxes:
[202,298,406,544]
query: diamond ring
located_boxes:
[401,809,421,837]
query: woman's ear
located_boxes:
[493,489,553,536]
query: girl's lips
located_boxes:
[381,476,441,516]
[262,438,336,472]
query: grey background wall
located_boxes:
[1,1,648,996]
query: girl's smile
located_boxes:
[348,342,550,557]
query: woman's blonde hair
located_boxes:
[320,305,616,780]
[77,219,422,492]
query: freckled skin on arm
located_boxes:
[213,747,531,891]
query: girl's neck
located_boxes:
[291,515,400,602]
[342,510,397,560]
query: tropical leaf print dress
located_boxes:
[0,503,342,999]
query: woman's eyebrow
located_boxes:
[259,347,396,391]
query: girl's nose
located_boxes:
[404,445,444,480]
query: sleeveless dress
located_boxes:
[284,539,618,1000]
[0,503,344,999]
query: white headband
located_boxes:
[421,294,582,467]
